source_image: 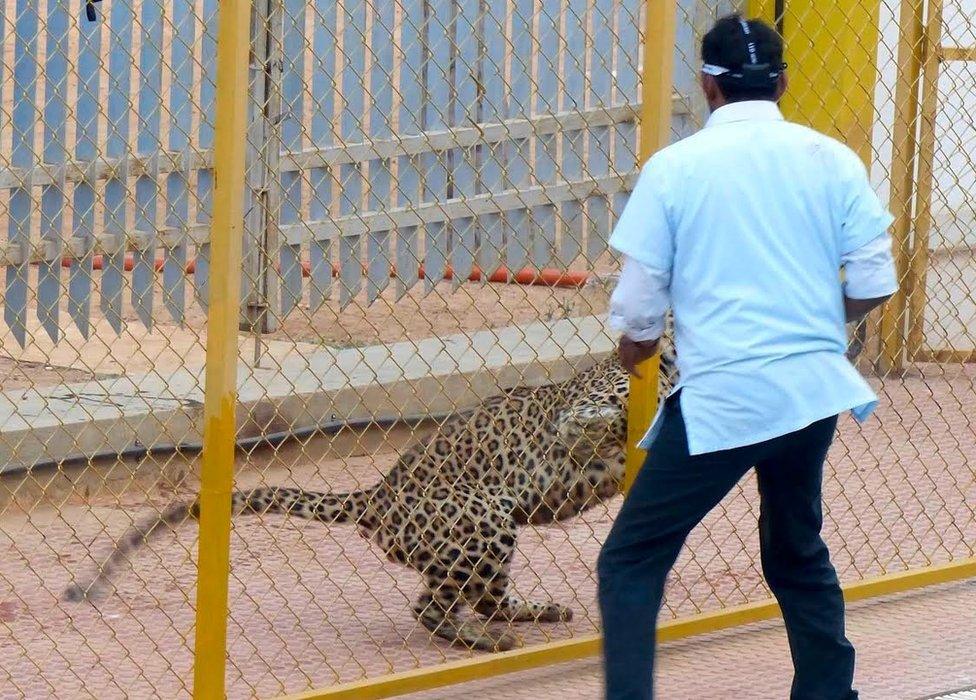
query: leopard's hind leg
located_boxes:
[471,572,573,623]
[412,572,520,652]
[464,521,572,624]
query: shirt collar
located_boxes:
[705,100,784,128]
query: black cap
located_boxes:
[701,16,786,90]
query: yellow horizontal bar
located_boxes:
[842,557,976,603]
[280,559,976,699]
[280,556,976,700]
[279,597,781,700]
[911,349,976,364]
[940,46,976,61]
[280,636,602,700]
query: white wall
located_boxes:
[871,0,976,352]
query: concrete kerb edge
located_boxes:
[0,317,615,472]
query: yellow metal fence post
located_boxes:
[748,0,780,26]
[623,0,678,494]
[904,0,944,362]
[774,0,883,164]
[192,0,252,697]
[881,0,927,372]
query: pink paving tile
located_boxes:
[0,366,972,697]
[408,580,976,699]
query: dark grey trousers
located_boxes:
[597,392,857,700]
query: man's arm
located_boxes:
[607,155,675,377]
[609,257,671,377]
[836,146,898,324]
[842,233,898,323]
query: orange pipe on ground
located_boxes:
[310,262,589,289]
[60,254,176,273]
[57,255,590,289]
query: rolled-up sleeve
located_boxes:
[608,155,675,341]
[835,146,898,300]
[842,233,899,300]
[839,149,895,256]
[609,256,671,342]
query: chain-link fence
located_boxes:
[1,0,215,696]
[0,0,973,697]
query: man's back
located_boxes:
[610,100,895,455]
[600,17,896,700]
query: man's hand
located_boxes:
[618,336,660,378]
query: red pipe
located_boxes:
[59,254,172,273]
[438,264,589,288]
[305,262,589,288]
[58,254,590,289]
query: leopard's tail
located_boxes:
[62,486,372,603]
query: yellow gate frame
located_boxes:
[903,0,976,365]
[193,0,252,697]
[190,2,976,698]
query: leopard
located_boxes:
[64,334,678,653]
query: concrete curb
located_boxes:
[0,316,614,471]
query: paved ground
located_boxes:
[0,360,972,698]
[408,579,976,700]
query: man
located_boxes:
[597,14,898,700]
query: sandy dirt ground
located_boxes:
[0,258,619,383]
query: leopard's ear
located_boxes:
[557,404,622,425]
[554,404,623,438]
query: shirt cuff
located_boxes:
[843,233,900,300]
[609,312,665,342]
[608,255,671,343]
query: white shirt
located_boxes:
[608,100,898,456]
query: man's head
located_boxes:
[700,14,787,112]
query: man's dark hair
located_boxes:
[701,14,784,102]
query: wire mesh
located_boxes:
[217,0,665,692]
[0,0,216,696]
[0,0,973,698]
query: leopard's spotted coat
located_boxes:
[65,338,678,652]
